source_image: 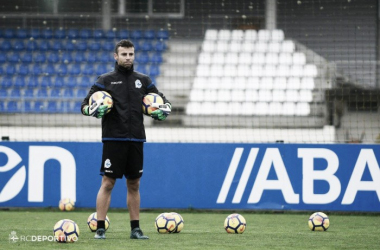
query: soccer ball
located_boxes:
[53,219,80,243]
[89,91,113,114]
[224,213,246,234]
[155,212,177,233]
[87,212,110,232]
[59,198,75,211]
[308,212,329,231]
[142,93,163,116]
[170,212,184,233]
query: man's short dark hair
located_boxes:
[114,40,134,54]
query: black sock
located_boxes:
[97,220,105,230]
[131,220,139,230]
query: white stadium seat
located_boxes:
[198,53,212,64]
[241,41,255,53]
[301,77,315,89]
[231,89,245,102]
[229,52,239,64]
[268,102,283,115]
[238,53,253,64]
[241,102,256,115]
[273,77,287,89]
[254,102,269,115]
[246,77,260,90]
[259,77,274,89]
[278,53,293,65]
[258,89,272,102]
[210,65,224,77]
[211,52,225,64]
[231,30,244,41]
[265,53,279,65]
[255,41,268,52]
[245,89,259,102]
[244,29,257,41]
[272,89,286,102]
[271,29,285,42]
[214,102,229,115]
[202,40,215,52]
[204,90,218,102]
[223,65,237,77]
[282,102,296,116]
[268,42,281,53]
[251,65,263,77]
[299,90,313,102]
[216,41,229,52]
[233,76,247,89]
[208,77,220,89]
[189,89,204,102]
[287,77,301,89]
[201,102,215,115]
[276,65,290,77]
[262,64,277,77]
[285,90,299,102]
[304,64,318,77]
[258,29,271,41]
[229,41,242,53]
[218,29,231,40]
[205,29,218,40]
[237,65,251,77]
[217,90,232,102]
[296,102,311,116]
[281,40,295,53]
[252,53,265,64]
[196,64,210,77]
[292,52,306,65]
[186,102,202,115]
[193,77,208,89]
[290,65,304,77]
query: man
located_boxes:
[81,39,171,239]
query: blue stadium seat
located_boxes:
[79,29,92,39]
[23,89,34,98]
[60,52,73,63]
[26,76,39,88]
[130,30,142,40]
[67,29,79,39]
[64,41,76,51]
[102,41,114,51]
[33,52,46,63]
[47,101,61,113]
[23,101,33,112]
[1,76,13,88]
[31,64,43,75]
[78,76,91,88]
[47,53,60,63]
[76,88,87,98]
[93,29,105,39]
[82,63,96,75]
[0,89,8,97]
[96,51,112,63]
[154,41,167,51]
[156,30,169,40]
[6,101,19,112]
[3,29,16,39]
[0,64,3,75]
[69,101,82,113]
[89,42,101,51]
[5,64,16,75]
[0,102,4,112]
[105,30,117,39]
[150,52,163,64]
[12,40,25,51]
[16,29,28,39]
[149,64,160,77]
[118,30,129,39]
[95,64,109,75]
[140,41,153,52]
[10,88,21,98]
[54,76,65,88]
[143,30,155,40]
[54,29,66,39]
[85,51,97,63]
[21,52,33,63]
[55,64,68,75]
[0,53,6,64]
[136,52,150,64]
[7,52,20,63]
[36,89,48,98]
[73,51,87,63]
[13,75,26,88]
[43,64,55,75]
[50,40,64,51]
[64,76,78,88]
[135,64,147,74]
[25,40,38,51]
[38,40,49,51]
[76,41,87,51]
[50,88,61,98]
[28,29,41,39]
[41,29,53,39]
[33,101,46,113]
[40,76,53,88]
[0,40,12,51]
[68,64,82,75]
[62,88,74,98]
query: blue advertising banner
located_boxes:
[0,142,379,212]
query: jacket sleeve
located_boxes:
[80,76,106,115]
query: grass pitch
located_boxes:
[0,209,379,250]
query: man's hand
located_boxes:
[151,103,171,121]
[83,104,109,119]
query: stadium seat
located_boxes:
[67,29,79,39]
[33,101,46,113]
[278,53,293,65]
[3,29,15,38]
[34,52,46,63]
[96,51,112,63]
[38,40,49,51]
[231,30,244,41]
[105,30,117,39]
[7,52,20,63]
[23,89,34,98]
[118,30,129,39]
[50,88,61,98]
[0,89,8,97]
[41,29,53,39]
[89,42,101,51]
[76,88,87,98]
[26,76,39,88]
[301,77,315,89]
[258,89,272,102]
[244,29,257,41]
[241,41,255,53]
[60,52,73,63]
[79,29,92,39]
[201,41,215,52]
[218,30,231,40]
[68,64,82,75]
[216,41,228,52]
[268,42,281,53]
[239,53,253,65]
[54,29,66,39]
[40,76,53,88]
[23,101,33,112]
[0,53,6,63]
[135,64,147,74]
[150,52,163,64]
[156,30,169,40]
[258,29,271,41]
[73,51,87,63]
[281,40,295,53]
[13,75,26,88]
[5,64,16,75]
[149,65,160,77]
[299,90,313,102]
[140,41,153,51]
[272,89,286,102]
[271,29,285,42]
[12,40,25,51]
[28,29,41,39]
[62,88,74,98]
[102,41,114,51]
[78,76,91,88]
[154,41,166,51]
[130,30,143,40]
[282,102,296,116]
[143,30,156,40]
[0,40,12,51]
[260,77,274,89]
[287,77,301,89]
[76,41,88,51]
[255,41,268,53]
[82,64,96,75]
[55,64,68,75]
[293,52,306,65]
[54,76,65,88]
[273,77,287,89]
[265,53,279,65]
[205,29,218,40]
[46,53,59,63]
[136,52,150,64]
[296,102,311,116]
[36,89,49,98]
[95,64,109,75]
[21,52,33,63]
[50,40,64,51]
[228,41,242,53]
[30,64,43,75]
[304,64,318,77]
[10,88,21,98]
[65,41,76,51]
[6,101,19,112]
[93,29,105,39]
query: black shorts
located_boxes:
[100,141,144,179]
